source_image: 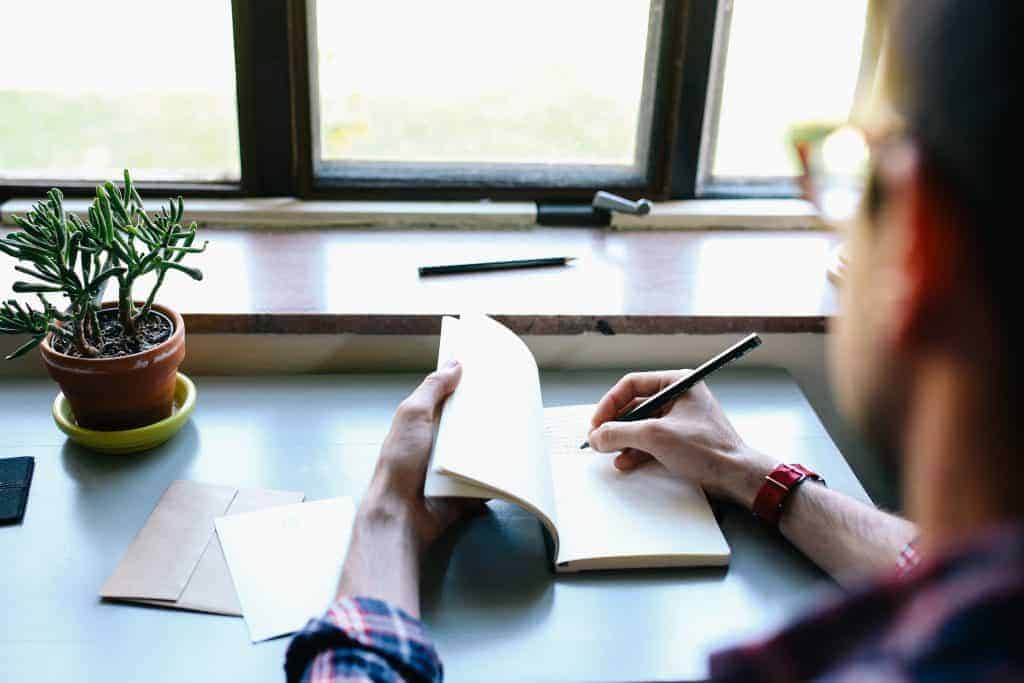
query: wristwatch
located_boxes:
[752,463,825,526]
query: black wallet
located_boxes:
[0,456,35,524]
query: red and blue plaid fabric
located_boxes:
[710,525,1024,681]
[286,597,441,683]
[895,539,921,580]
[288,526,1024,682]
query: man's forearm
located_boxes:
[727,448,917,585]
[290,496,437,683]
[780,482,916,584]
[336,495,422,617]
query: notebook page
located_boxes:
[424,318,502,501]
[545,405,730,570]
[426,314,558,539]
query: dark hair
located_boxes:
[891,0,1019,344]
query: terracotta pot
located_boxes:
[39,303,186,431]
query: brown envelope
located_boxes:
[99,480,305,616]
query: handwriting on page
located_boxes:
[543,404,728,568]
[543,405,602,457]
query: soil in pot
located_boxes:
[52,308,172,358]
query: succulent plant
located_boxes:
[0,170,207,359]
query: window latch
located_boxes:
[592,191,652,216]
[536,191,652,227]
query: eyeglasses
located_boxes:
[790,123,871,226]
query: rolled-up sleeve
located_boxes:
[285,597,442,683]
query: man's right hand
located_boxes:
[587,370,776,508]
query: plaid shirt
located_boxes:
[286,597,441,683]
[286,527,1024,683]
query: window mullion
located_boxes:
[669,0,720,199]
[232,0,297,197]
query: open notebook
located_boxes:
[425,314,730,572]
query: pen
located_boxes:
[418,257,576,277]
[580,333,763,449]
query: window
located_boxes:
[0,0,240,185]
[315,2,650,167]
[699,0,871,196]
[301,0,680,198]
[0,0,875,205]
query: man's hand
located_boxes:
[337,361,483,615]
[587,370,776,508]
[361,360,481,550]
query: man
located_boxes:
[286,1,1022,680]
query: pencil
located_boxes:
[418,257,576,277]
[580,333,763,449]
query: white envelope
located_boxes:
[215,496,356,642]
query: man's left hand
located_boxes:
[362,360,483,550]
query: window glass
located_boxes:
[314,1,653,167]
[0,0,240,182]
[706,0,869,182]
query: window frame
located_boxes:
[0,0,294,203]
[289,0,692,201]
[693,0,865,199]
[232,0,299,197]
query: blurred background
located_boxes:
[0,0,867,187]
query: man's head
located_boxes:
[830,0,1019,460]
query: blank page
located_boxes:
[426,314,558,538]
[545,405,730,571]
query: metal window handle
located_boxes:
[592,190,652,216]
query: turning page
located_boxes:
[425,314,558,540]
[544,405,731,571]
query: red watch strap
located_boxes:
[752,463,825,526]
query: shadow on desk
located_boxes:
[58,424,201,548]
[59,422,200,484]
[422,503,552,611]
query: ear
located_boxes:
[881,144,961,351]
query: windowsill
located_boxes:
[611,199,821,230]
[0,225,838,338]
[0,197,820,231]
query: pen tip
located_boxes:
[579,442,590,450]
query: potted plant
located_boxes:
[0,170,206,432]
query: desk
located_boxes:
[0,369,869,682]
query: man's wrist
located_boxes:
[723,448,777,510]
[363,460,420,518]
[338,490,424,616]
[359,487,417,530]
[350,489,423,564]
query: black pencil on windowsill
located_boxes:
[418,257,577,277]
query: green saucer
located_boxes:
[52,373,197,455]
